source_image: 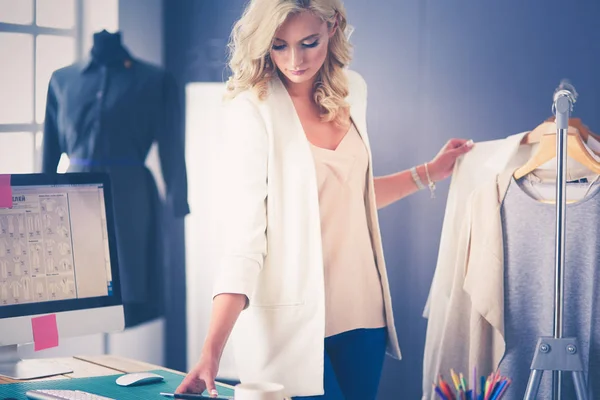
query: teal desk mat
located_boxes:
[0,370,235,399]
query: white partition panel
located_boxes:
[185,82,237,379]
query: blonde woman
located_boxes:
[177,0,473,398]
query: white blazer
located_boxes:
[212,69,401,397]
[421,132,529,399]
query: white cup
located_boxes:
[234,382,285,400]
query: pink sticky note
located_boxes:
[0,174,11,208]
[31,314,59,351]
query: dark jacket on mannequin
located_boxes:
[41,30,190,327]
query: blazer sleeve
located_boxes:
[212,94,268,308]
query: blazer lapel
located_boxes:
[346,80,370,154]
[269,74,309,145]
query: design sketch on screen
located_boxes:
[0,185,113,306]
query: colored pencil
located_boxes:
[490,380,507,400]
[450,369,461,391]
[439,375,455,400]
[434,370,510,400]
[434,384,449,400]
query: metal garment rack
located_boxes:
[523,81,589,400]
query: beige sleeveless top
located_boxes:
[310,123,387,337]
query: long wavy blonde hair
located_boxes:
[225,0,353,127]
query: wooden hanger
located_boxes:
[514,120,600,179]
[546,116,600,142]
[521,117,600,145]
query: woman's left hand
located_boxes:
[428,138,474,182]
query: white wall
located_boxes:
[107,318,165,366]
[82,0,119,55]
[184,82,237,379]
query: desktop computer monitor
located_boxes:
[0,173,124,380]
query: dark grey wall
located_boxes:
[119,0,188,372]
[165,0,246,83]
[348,1,600,398]
[163,0,600,398]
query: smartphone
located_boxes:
[160,392,233,400]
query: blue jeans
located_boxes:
[293,327,387,400]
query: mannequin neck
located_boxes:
[91,30,130,66]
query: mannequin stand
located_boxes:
[523,82,589,400]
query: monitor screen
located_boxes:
[0,173,121,319]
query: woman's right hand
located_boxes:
[175,353,221,397]
[176,293,247,397]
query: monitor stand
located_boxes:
[0,344,73,380]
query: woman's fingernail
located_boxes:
[466,139,474,147]
[210,389,219,396]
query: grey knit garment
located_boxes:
[498,177,600,399]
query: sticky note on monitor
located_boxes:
[0,174,12,208]
[31,314,59,351]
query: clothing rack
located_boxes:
[524,80,589,400]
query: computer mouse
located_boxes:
[115,371,165,387]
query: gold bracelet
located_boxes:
[424,163,436,199]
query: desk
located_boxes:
[0,355,197,385]
[0,356,292,399]
[0,355,238,398]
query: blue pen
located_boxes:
[490,380,508,400]
[472,367,477,400]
